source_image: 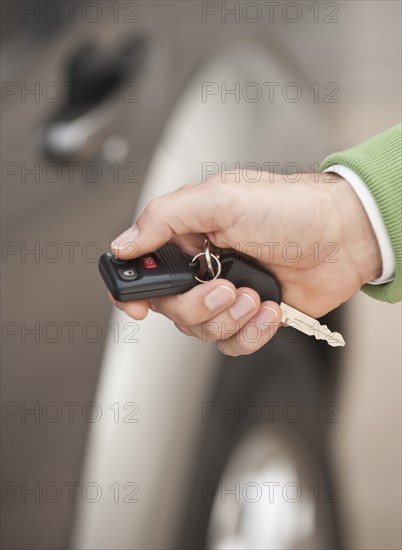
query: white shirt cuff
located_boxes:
[324,164,396,285]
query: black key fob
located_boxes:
[99,243,199,302]
[99,243,282,304]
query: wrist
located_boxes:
[324,173,382,285]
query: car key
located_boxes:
[99,240,345,347]
[216,246,345,347]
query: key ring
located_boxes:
[192,240,222,282]
[203,239,220,277]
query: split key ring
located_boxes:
[192,239,222,283]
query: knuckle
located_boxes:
[204,318,242,342]
[220,170,243,184]
[145,197,165,219]
[201,321,223,341]
[174,323,193,337]
[174,297,199,326]
[149,298,158,312]
[218,342,241,357]
[176,181,200,192]
[207,182,238,232]
[237,337,260,356]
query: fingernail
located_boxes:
[229,293,256,320]
[254,306,279,328]
[205,285,236,311]
[111,224,140,250]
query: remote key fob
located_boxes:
[99,243,281,303]
[99,244,199,302]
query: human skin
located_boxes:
[109,171,382,356]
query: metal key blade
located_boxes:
[280,302,346,348]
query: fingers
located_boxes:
[147,286,281,355]
[110,181,235,259]
[110,288,281,356]
[177,287,260,341]
[110,278,238,323]
[218,302,282,356]
[147,279,238,324]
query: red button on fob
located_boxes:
[141,255,157,269]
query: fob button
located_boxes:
[140,255,157,269]
[118,268,139,281]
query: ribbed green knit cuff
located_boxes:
[320,123,402,303]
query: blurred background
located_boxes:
[1,1,401,549]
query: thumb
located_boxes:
[110,183,229,258]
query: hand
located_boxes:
[109,171,381,356]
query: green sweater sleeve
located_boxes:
[320,123,402,303]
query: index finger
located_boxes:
[110,181,234,259]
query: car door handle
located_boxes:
[43,36,147,160]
